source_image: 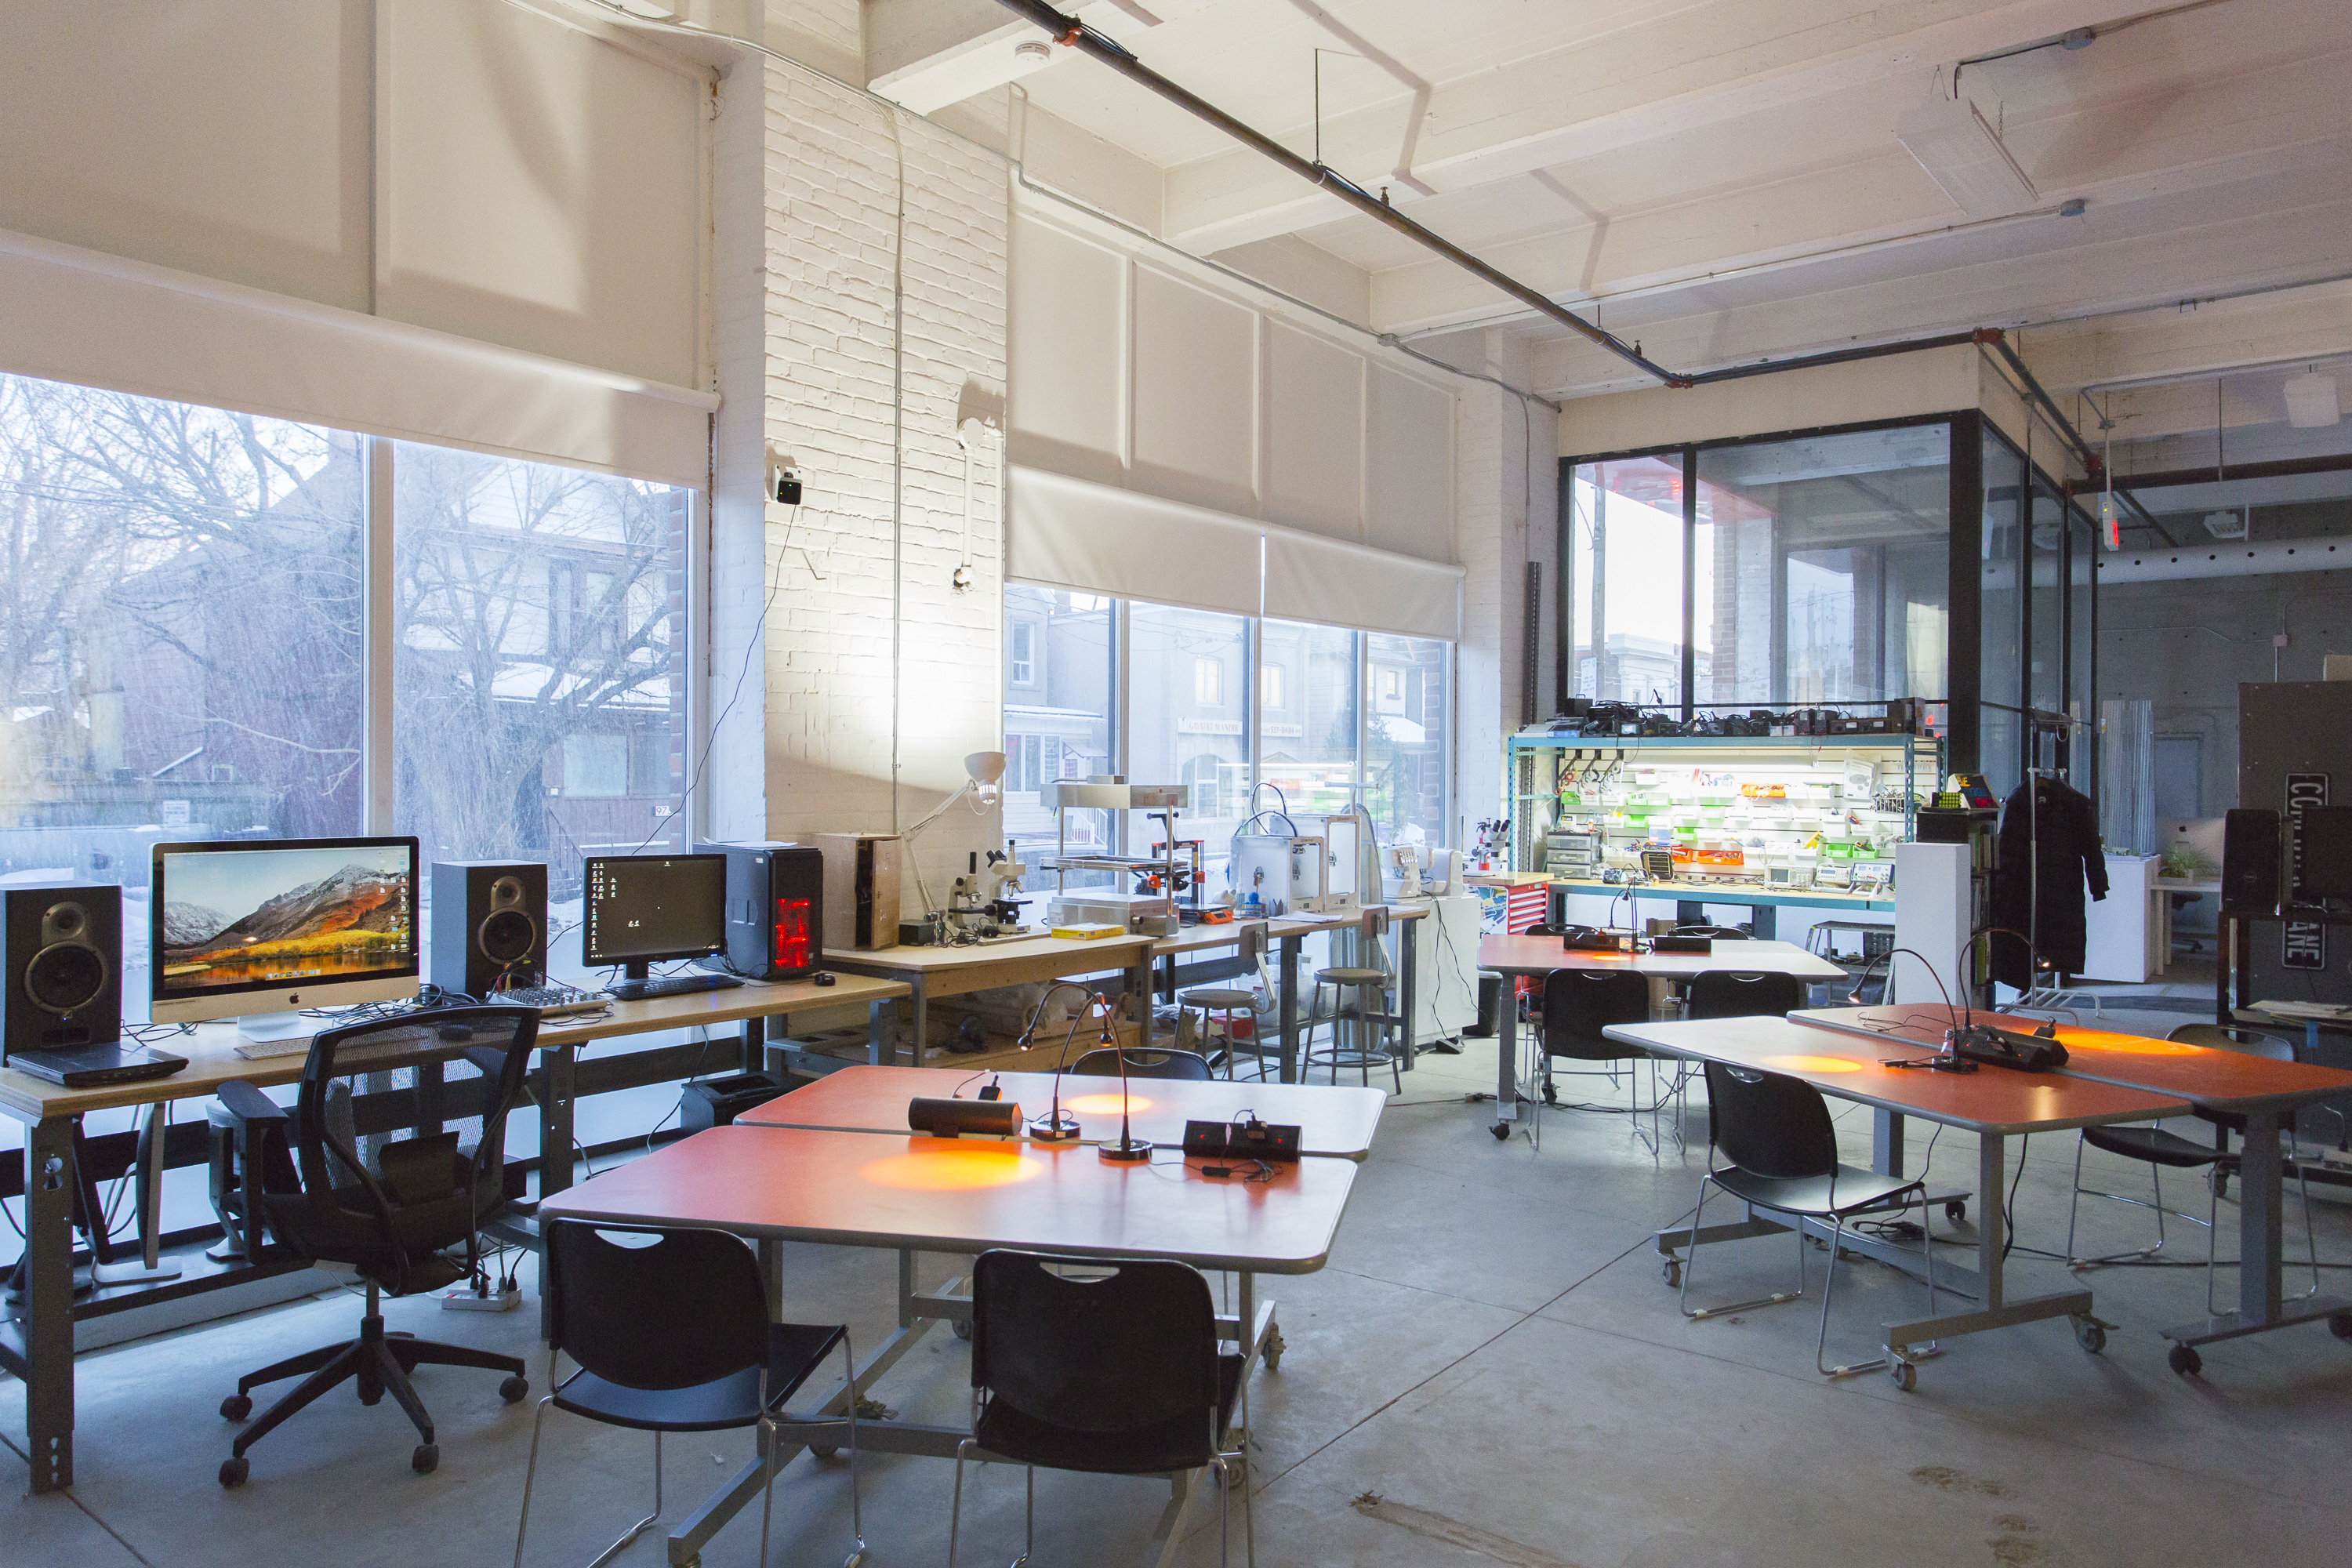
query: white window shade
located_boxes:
[1263,521,1461,641]
[0,228,715,488]
[1007,465,1263,617]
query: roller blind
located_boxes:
[1262,521,1462,641]
[0,228,715,488]
[1007,465,1262,617]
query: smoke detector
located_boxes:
[2203,510,2248,541]
[2284,370,2341,430]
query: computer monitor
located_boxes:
[151,837,419,1036]
[582,854,727,980]
[2297,806,2352,901]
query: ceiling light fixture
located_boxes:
[2204,510,2249,541]
[2285,369,2342,430]
[1896,94,2038,218]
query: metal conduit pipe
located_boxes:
[1981,333,2180,546]
[990,0,1690,387]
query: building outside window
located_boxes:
[1001,585,1115,881]
[1261,663,1285,708]
[1193,655,1224,706]
[1133,603,1250,883]
[1008,619,1036,685]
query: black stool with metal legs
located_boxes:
[1178,924,1273,1081]
[1302,908,1399,1091]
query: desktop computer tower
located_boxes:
[3,883,122,1055]
[816,833,900,949]
[2221,809,2281,916]
[696,841,823,980]
[430,861,547,996]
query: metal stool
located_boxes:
[1304,909,1400,1091]
[1177,925,1273,1080]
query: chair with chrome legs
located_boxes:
[949,1249,1251,1568]
[1302,907,1401,1092]
[2064,1026,2322,1330]
[1178,924,1276,1081]
[1681,1062,1936,1378]
[514,1221,866,1568]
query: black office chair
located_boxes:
[1684,971,1806,1020]
[948,1250,1250,1568]
[2065,1025,2322,1340]
[1072,1046,1214,1081]
[1681,1061,1936,1380]
[515,1221,864,1568]
[212,1007,539,1486]
[1534,969,1659,1146]
[1673,924,1751,939]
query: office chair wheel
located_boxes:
[1661,1258,1681,1288]
[1889,1360,1916,1392]
[2072,1317,2106,1355]
[2169,1343,2202,1376]
[220,1393,252,1422]
[953,1316,974,1341]
[1945,1200,1966,1224]
[811,1443,839,1459]
[412,1442,438,1475]
[2209,1169,2229,1200]
[1490,1120,1511,1141]
[2331,1313,2352,1341]
[218,1455,249,1488]
[499,1374,528,1403]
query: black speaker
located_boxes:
[2223,808,2282,916]
[4,882,122,1057]
[697,842,823,980]
[430,861,547,996]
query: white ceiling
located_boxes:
[914,0,2352,397]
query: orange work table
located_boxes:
[1606,1014,2188,1385]
[1795,1005,2352,1363]
[739,1063,1387,1159]
[539,1120,1362,1566]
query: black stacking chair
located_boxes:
[948,1250,1250,1568]
[1073,1046,1214,1080]
[1673,924,1751,939]
[515,1221,865,1568]
[1684,971,1806,1021]
[2065,1025,2322,1337]
[212,1007,538,1486]
[1681,1062,1935,1380]
[1534,969,1659,1146]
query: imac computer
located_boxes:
[151,837,420,1038]
[582,854,732,1000]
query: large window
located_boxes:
[1258,620,1360,821]
[1569,455,1686,704]
[1131,603,1251,882]
[1367,633,1449,845]
[1003,585,1115,877]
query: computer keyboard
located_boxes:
[605,973,744,1002]
[487,985,610,1018]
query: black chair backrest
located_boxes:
[1522,924,1568,937]
[1675,924,1750,939]
[1704,1061,1836,1181]
[1072,1047,1213,1081]
[1540,969,1652,1060]
[971,1250,1217,1435]
[1685,970,1806,1021]
[267,1006,538,1284]
[544,1220,769,1391]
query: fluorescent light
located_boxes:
[2285,371,2342,430]
[1897,96,2038,218]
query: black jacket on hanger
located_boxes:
[1989,775,2107,989]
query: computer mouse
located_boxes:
[812,971,836,987]
[437,1023,474,1042]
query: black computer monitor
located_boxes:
[2297,806,2352,901]
[581,854,727,980]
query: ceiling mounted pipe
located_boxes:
[990,0,1690,387]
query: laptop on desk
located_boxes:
[8,1040,188,1089]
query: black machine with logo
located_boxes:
[430,861,547,997]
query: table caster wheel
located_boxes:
[2169,1343,2202,1376]
[1264,1327,1286,1372]
[2209,1169,2230,1200]
[499,1375,528,1403]
[1945,1200,1966,1225]
[1661,1258,1682,1288]
[2331,1313,2352,1341]
[952,1317,973,1341]
[412,1443,438,1475]
[219,1455,249,1488]
[1890,1360,1916,1392]
[811,1445,839,1460]
[2073,1317,2106,1355]
[1491,1121,1512,1141]
[220,1393,252,1422]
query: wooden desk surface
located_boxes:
[1478,935,1845,982]
[0,973,909,1123]
[1606,1016,2189,1135]
[539,1123,1359,1274]
[822,933,1153,998]
[1152,920,1269,956]
[742,1064,1385,1159]
[1795,1006,2352,1112]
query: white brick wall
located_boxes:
[712,25,1011,916]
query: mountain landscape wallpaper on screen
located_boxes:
[161,863,412,987]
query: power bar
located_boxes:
[438,1283,522,1313]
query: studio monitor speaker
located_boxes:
[4,882,122,1057]
[431,861,547,996]
[696,841,823,980]
[2223,808,2281,916]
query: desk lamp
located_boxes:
[903,750,1011,923]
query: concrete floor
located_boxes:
[7,1033,2352,1568]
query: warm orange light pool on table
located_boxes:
[2055,1028,2201,1055]
[1759,1054,1865,1074]
[1065,1093,1152,1115]
[862,1147,1045,1191]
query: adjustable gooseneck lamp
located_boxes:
[904,750,1010,927]
[1019,983,1098,1142]
[1095,1004,1152,1163]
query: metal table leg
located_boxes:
[2162,1105,2352,1350]
[907,976,928,1067]
[867,996,891,1065]
[18,1116,76,1490]
[1278,934,1301,1084]
[1494,976,1520,1122]
[1399,917,1419,1070]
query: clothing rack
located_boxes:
[2019,708,2091,1013]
